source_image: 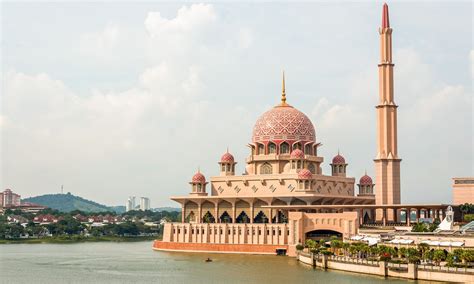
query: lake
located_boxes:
[0,242,429,283]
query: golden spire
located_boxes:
[280,71,288,106]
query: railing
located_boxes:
[418,264,474,275]
[387,262,408,272]
[328,255,379,267]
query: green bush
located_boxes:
[464,214,474,222]
[296,244,304,251]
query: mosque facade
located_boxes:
[153,4,449,256]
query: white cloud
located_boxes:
[145,4,216,38]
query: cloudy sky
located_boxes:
[1,2,472,207]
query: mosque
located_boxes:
[153,3,452,256]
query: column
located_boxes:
[359,208,364,225]
[269,209,273,224]
[214,203,219,223]
[276,210,280,223]
[232,205,236,223]
[416,209,420,223]
[198,203,202,223]
[181,205,185,223]
[407,209,411,226]
[382,209,387,227]
[250,203,254,224]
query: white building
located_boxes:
[139,197,150,211]
[126,196,136,212]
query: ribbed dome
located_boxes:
[191,172,206,184]
[252,105,315,144]
[290,149,305,159]
[332,154,346,164]
[220,152,235,163]
[359,174,373,185]
[298,169,312,180]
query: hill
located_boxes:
[23,193,114,213]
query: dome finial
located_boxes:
[281,70,288,106]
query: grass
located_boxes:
[0,235,158,244]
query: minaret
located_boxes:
[375,3,401,222]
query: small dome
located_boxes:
[332,154,346,164]
[220,152,235,163]
[359,174,373,185]
[290,149,305,159]
[298,169,312,180]
[191,172,206,184]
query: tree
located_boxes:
[330,239,343,255]
[432,249,446,266]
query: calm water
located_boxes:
[0,242,426,283]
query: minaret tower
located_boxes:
[375,3,401,221]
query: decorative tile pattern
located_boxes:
[332,154,346,164]
[297,169,312,180]
[252,106,316,143]
[220,152,235,163]
[359,174,373,185]
[287,184,295,192]
[251,185,258,192]
[218,186,224,193]
[269,184,276,192]
[191,172,206,184]
[290,149,304,159]
[234,186,241,193]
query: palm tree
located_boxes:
[342,242,350,256]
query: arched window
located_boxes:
[221,165,225,171]
[304,181,309,189]
[304,144,312,155]
[293,143,301,150]
[268,143,276,154]
[280,142,290,154]
[258,144,265,155]
[297,160,301,168]
[308,163,316,174]
[261,163,272,174]
[197,184,202,191]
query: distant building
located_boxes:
[0,188,46,213]
[126,196,136,212]
[452,177,474,204]
[0,188,21,207]
[140,197,150,211]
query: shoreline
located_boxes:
[0,235,157,244]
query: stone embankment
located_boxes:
[297,252,474,283]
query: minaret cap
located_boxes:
[280,71,289,106]
[382,3,390,28]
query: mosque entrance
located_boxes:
[305,229,342,240]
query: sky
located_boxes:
[1,1,472,207]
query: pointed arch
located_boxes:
[253,211,269,223]
[308,163,316,174]
[261,163,273,174]
[268,142,276,154]
[280,142,290,154]
[220,211,232,223]
[202,211,215,223]
[236,211,250,223]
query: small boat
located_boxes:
[205,257,212,262]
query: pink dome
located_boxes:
[359,174,373,185]
[220,152,235,163]
[298,169,312,180]
[191,172,206,184]
[332,154,346,164]
[252,105,315,143]
[290,149,304,159]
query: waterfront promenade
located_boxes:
[297,252,474,283]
